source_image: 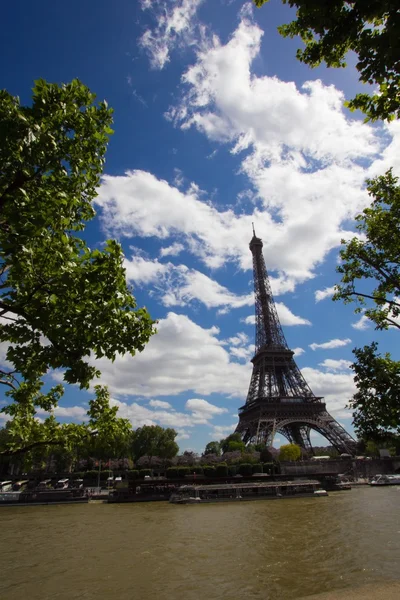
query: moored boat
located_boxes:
[169,480,328,504]
[370,474,400,486]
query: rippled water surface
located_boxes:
[1,487,400,600]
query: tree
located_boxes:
[83,386,132,461]
[334,170,400,330]
[349,343,400,440]
[130,425,179,463]
[278,443,302,461]
[0,80,155,455]
[253,0,400,121]
[204,441,221,456]
[220,433,246,454]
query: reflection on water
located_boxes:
[1,487,400,600]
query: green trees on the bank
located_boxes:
[204,441,221,456]
[278,444,301,462]
[220,433,246,454]
[335,170,400,331]
[253,0,400,121]
[130,425,179,463]
[334,171,400,441]
[0,79,155,456]
[350,344,400,440]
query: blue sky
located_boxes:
[1,0,400,452]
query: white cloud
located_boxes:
[160,242,184,258]
[0,341,12,368]
[95,312,250,398]
[227,333,249,346]
[110,394,227,431]
[315,286,336,303]
[185,398,227,417]
[149,399,172,409]
[241,303,310,327]
[275,302,311,326]
[302,367,356,416]
[319,359,352,371]
[139,0,204,70]
[242,315,255,325]
[229,346,253,362]
[96,8,400,298]
[309,338,352,351]
[161,267,253,310]
[123,255,171,285]
[293,347,305,357]
[351,314,371,330]
[123,254,253,311]
[176,429,190,441]
[170,16,378,163]
[36,405,88,421]
[209,424,237,439]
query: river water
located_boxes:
[1,487,400,600]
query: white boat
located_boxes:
[55,478,69,490]
[370,474,400,486]
[0,481,13,492]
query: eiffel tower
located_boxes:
[235,227,356,454]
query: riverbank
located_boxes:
[301,581,400,599]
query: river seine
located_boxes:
[1,487,399,599]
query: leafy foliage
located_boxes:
[130,425,179,462]
[278,443,301,461]
[253,0,400,121]
[0,79,155,455]
[220,433,246,454]
[335,170,400,330]
[349,343,400,439]
[204,441,221,456]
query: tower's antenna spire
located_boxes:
[252,222,256,236]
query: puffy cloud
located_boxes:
[301,367,356,415]
[185,398,228,417]
[275,302,311,326]
[96,8,400,298]
[123,254,253,310]
[123,255,171,285]
[209,424,237,438]
[241,302,311,327]
[309,338,352,351]
[95,312,250,398]
[293,347,305,357]
[170,16,378,163]
[315,286,336,303]
[148,399,172,409]
[109,395,227,431]
[229,345,253,362]
[36,405,88,421]
[227,333,249,346]
[242,315,255,325]
[160,242,184,258]
[318,359,352,371]
[139,0,204,70]
[351,314,371,330]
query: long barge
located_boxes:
[169,480,328,504]
[0,489,88,506]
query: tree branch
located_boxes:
[0,439,65,457]
[340,291,400,308]
[359,252,400,294]
[0,379,17,391]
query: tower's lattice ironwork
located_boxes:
[235,229,356,454]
